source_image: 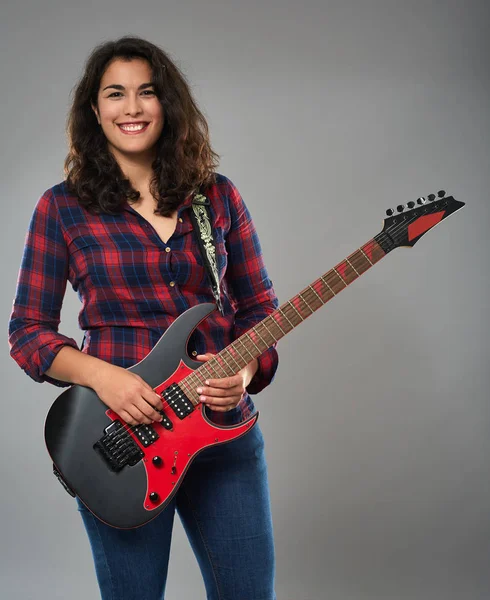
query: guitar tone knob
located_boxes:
[152,456,163,467]
[149,492,160,503]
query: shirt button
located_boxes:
[169,281,176,287]
[178,217,183,223]
[165,247,171,253]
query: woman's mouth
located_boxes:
[117,122,150,134]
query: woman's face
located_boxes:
[92,58,164,164]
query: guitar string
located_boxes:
[110,202,449,446]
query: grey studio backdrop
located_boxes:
[1,1,489,599]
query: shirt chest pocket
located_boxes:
[67,235,159,291]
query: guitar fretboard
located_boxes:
[180,237,387,404]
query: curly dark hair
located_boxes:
[64,36,219,216]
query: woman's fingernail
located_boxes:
[196,387,202,394]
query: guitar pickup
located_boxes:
[134,424,160,448]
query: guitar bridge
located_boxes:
[94,420,144,472]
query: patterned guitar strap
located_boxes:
[189,190,224,316]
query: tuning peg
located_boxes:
[427,194,436,201]
[407,201,416,209]
[397,205,405,213]
[417,197,426,205]
[437,190,446,198]
[386,208,394,216]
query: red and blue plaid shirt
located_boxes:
[8,173,279,424]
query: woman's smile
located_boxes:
[117,122,150,134]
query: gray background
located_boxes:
[1,0,489,599]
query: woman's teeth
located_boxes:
[119,123,148,131]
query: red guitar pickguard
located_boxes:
[106,360,257,512]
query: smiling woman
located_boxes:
[8,35,278,600]
[64,36,220,217]
[91,59,165,166]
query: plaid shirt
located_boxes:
[8,173,279,424]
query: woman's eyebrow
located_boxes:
[102,82,155,91]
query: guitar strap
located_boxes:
[189,190,224,316]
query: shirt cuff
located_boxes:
[246,346,279,395]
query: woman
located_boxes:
[8,36,279,600]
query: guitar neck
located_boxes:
[190,234,390,385]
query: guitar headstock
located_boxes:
[377,190,465,252]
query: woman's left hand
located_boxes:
[195,353,259,412]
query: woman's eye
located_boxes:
[107,90,155,98]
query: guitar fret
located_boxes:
[287,300,304,321]
[308,285,324,305]
[235,336,255,361]
[321,276,336,296]
[280,308,295,328]
[226,349,242,371]
[246,333,262,354]
[231,342,248,364]
[346,258,360,276]
[216,360,228,377]
[333,268,348,287]
[254,327,269,349]
[262,319,279,343]
[210,357,228,378]
[215,352,233,377]
[298,293,314,314]
[360,248,373,265]
[271,315,287,335]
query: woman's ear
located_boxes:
[91,103,100,124]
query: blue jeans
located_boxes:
[76,422,276,600]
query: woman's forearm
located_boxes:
[45,345,112,389]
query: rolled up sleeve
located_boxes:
[8,189,79,386]
[224,179,279,395]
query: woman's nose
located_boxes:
[124,93,142,116]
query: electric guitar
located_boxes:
[45,190,464,529]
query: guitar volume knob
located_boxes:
[149,492,160,503]
[152,456,163,467]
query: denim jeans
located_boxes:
[76,422,276,600]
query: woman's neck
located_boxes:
[111,147,156,191]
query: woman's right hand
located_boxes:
[90,363,163,426]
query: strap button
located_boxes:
[191,350,197,357]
